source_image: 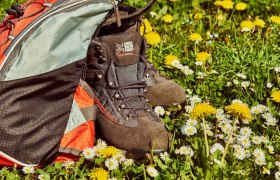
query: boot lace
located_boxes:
[0,0,51,47]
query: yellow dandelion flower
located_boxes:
[225,102,252,121]
[162,14,173,23]
[271,90,280,103]
[194,13,203,20]
[235,2,247,11]
[191,103,217,119]
[270,16,280,24]
[240,20,255,31]
[99,146,120,157]
[169,0,177,2]
[189,33,203,41]
[89,168,108,180]
[144,31,161,45]
[253,19,265,27]
[165,54,179,65]
[196,52,211,62]
[214,1,223,6]
[140,19,153,35]
[221,0,234,9]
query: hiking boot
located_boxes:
[91,5,186,107]
[86,30,171,158]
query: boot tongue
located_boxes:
[99,31,142,66]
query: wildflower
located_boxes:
[253,148,265,160]
[123,159,134,166]
[144,31,161,45]
[275,172,280,180]
[275,66,280,73]
[160,152,170,162]
[241,81,250,88]
[256,158,267,166]
[189,95,202,105]
[214,1,223,6]
[233,79,239,85]
[268,145,274,154]
[196,52,211,62]
[266,82,273,88]
[105,158,119,170]
[181,125,197,136]
[63,160,75,169]
[239,127,252,137]
[186,119,198,126]
[185,106,193,113]
[140,19,153,35]
[275,161,280,167]
[240,20,254,32]
[154,106,165,116]
[221,0,234,9]
[261,136,269,144]
[150,11,157,18]
[217,108,224,114]
[114,153,126,163]
[99,146,121,157]
[220,122,232,134]
[234,148,246,160]
[22,166,35,174]
[271,90,280,103]
[225,102,252,121]
[165,54,179,65]
[233,144,243,151]
[270,16,280,24]
[238,136,251,148]
[226,82,232,87]
[83,148,95,160]
[179,146,194,157]
[191,103,216,119]
[95,139,107,150]
[38,174,50,180]
[252,136,262,145]
[189,33,203,41]
[182,66,194,75]
[194,13,203,20]
[210,143,224,154]
[171,60,183,69]
[162,14,173,23]
[89,168,108,180]
[146,166,159,177]
[263,167,270,174]
[235,2,247,10]
[195,61,204,66]
[265,117,278,126]
[254,19,265,28]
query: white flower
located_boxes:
[179,146,194,157]
[186,119,198,127]
[226,82,232,87]
[154,106,165,116]
[22,166,35,174]
[63,160,75,169]
[213,33,219,38]
[210,143,224,154]
[159,152,170,162]
[234,148,246,160]
[232,99,243,104]
[181,125,197,136]
[171,60,183,69]
[252,136,262,145]
[253,149,265,160]
[38,174,50,180]
[105,158,119,170]
[210,70,219,75]
[175,148,180,154]
[275,161,280,168]
[238,136,251,148]
[261,136,269,144]
[236,73,247,79]
[150,11,157,17]
[123,159,134,166]
[265,117,278,126]
[185,105,193,113]
[262,167,270,174]
[233,79,239,85]
[196,72,207,79]
[233,144,243,151]
[189,95,202,105]
[266,82,273,88]
[268,145,274,154]
[146,166,159,177]
[239,127,252,137]
[242,28,251,32]
[220,123,232,135]
[207,40,213,44]
[216,109,224,114]
[95,139,107,150]
[216,113,227,121]
[274,66,280,73]
[262,112,273,119]
[108,178,118,180]
[241,81,250,88]
[195,61,204,66]
[275,172,280,180]
[182,66,194,75]
[113,153,126,163]
[255,158,267,166]
[82,148,95,160]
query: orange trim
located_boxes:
[54,154,79,163]
[74,85,95,109]
[0,156,17,167]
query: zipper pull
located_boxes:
[110,0,121,27]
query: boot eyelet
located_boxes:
[124,116,129,120]
[109,82,114,86]
[144,89,147,93]
[115,94,120,98]
[117,108,121,112]
[146,74,150,77]
[121,104,125,108]
[145,99,149,103]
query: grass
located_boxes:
[1,0,280,179]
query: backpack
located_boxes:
[0,0,118,166]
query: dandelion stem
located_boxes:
[202,118,209,158]
[220,117,238,168]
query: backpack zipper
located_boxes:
[0,0,112,79]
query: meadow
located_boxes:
[0,0,280,179]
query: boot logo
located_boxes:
[116,41,134,53]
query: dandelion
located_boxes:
[221,0,234,9]
[123,159,134,166]
[276,172,280,180]
[235,2,247,10]
[160,152,170,162]
[270,16,280,24]
[240,127,252,137]
[196,52,211,62]
[234,148,246,160]
[146,166,159,177]
[254,19,265,28]
[89,168,108,180]
[181,125,197,136]
[105,158,119,170]
[210,143,224,154]
[83,148,95,160]
[99,146,121,157]
[189,33,203,41]
[262,167,270,174]
[268,145,274,154]
[154,106,165,116]
[162,14,173,23]
[240,20,254,32]
[225,102,252,121]
[191,103,217,119]
[22,166,35,174]
[271,90,280,103]
[194,13,203,20]
[144,31,161,45]
[140,19,153,35]
[165,54,179,65]
[214,1,223,6]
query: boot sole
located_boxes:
[122,148,167,160]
